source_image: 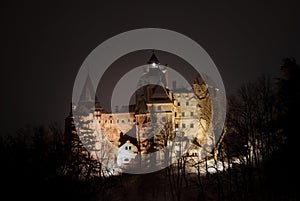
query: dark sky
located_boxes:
[1,0,299,134]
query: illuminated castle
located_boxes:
[65,51,216,172]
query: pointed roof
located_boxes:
[65,102,74,120]
[69,102,73,116]
[149,85,172,103]
[79,74,95,104]
[75,74,97,116]
[147,50,160,64]
[151,85,169,98]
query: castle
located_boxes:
[65,51,217,174]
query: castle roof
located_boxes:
[79,74,95,104]
[147,51,160,65]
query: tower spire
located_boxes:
[147,50,160,66]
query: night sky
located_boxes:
[1,1,299,134]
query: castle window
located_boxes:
[190,123,194,128]
[129,146,131,150]
[190,112,194,116]
[122,120,125,123]
[182,112,185,117]
[182,123,186,128]
[175,112,177,117]
[105,120,107,123]
[178,102,181,106]
[117,120,119,123]
[128,119,130,122]
[157,106,161,110]
[125,146,128,150]
[175,124,179,130]
[186,101,189,106]
[110,120,112,124]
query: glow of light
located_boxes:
[152,62,156,67]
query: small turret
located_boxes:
[147,50,160,68]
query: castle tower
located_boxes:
[134,51,176,153]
